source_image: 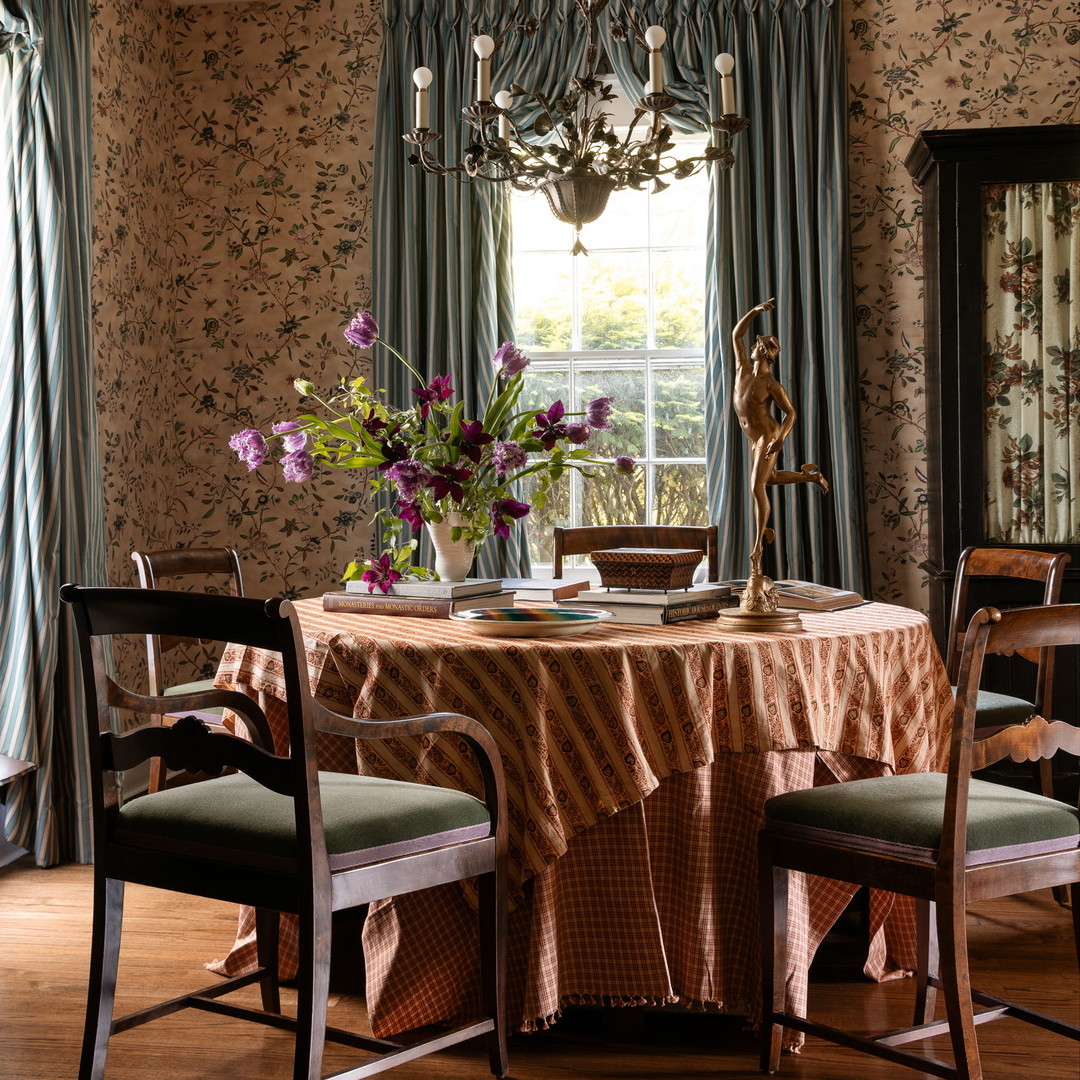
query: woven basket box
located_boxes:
[590,548,703,591]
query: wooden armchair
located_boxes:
[759,602,1080,1080]
[552,524,719,581]
[61,584,508,1080]
[131,547,244,792]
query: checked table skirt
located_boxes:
[208,599,953,1038]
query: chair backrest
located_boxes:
[945,546,1070,711]
[60,584,325,870]
[942,602,1080,870]
[552,524,720,581]
[131,547,245,695]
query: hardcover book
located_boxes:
[323,590,515,618]
[574,582,731,606]
[774,580,864,611]
[501,578,590,602]
[345,577,503,599]
[559,595,736,625]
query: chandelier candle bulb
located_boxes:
[495,90,512,141]
[412,66,432,129]
[644,24,666,95]
[715,52,736,115]
[473,34,494,102]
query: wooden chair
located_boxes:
[759,602,1080,1080]
[131,547,244,792]
[552,524,719,582]
[61,584,508,1080]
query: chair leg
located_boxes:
[478,864,508,1079]
[759,834,788,1076]
[79,876,124,1080]
[1038,759,1069,905]
[293,897,332,1080]
[254,906,281,1014]
[913,898,939,1025]
[935,886,983,1080]
[1071,881,1080,971]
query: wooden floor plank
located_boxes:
[0,859,1075,1079]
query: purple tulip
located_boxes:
[493,341,530,379]
[272,420,308,453]
[344,311,379,349]
[585,395,614,430]
[280,450,314,483]
[229,428,269,470]
[565,422,590,445]
[614,455,636,476]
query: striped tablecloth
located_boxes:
[210,599,953,1037]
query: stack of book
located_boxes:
[500,578,590,603]
[559,582,735,625]
[323,578,515,618]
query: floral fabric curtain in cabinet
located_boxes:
[983,182,1080,544]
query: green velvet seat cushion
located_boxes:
[948,686,1038,729]
[163,678,224,718]
[765,773,1079,865]
[117,771,491,869]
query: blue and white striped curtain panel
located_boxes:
[0,0,107,865]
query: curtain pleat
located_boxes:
[607,0,867,590]
[0,0,106,865]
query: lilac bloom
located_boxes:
[412,374,454,419]
[386,459,433,503]
[344,311,379,349]
[396,500,425,533]
[614,454,636,476]
[360,553,402,594]
[492,341,530,379]
[272,420,308,453]
[453,419,495,464]
[565,422,590,445]
[280,450,314,483]
[585,395,614,430]
[229,428,269,470]
[492,440,528,475]
[491,497,530,539]
[427,464,473,503]
[531,400,567,450]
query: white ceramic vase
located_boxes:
[425,513,477,581]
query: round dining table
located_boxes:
[210,597,954,1040]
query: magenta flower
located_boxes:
[427,464,473,503]
[532,400,567,450]
[272,420,308,453]
[360,552,402,594]
[280,450,314,483]
[413,374,454,419]
[375,436,411,471]
[396,500,425,532]
[565,422,590,445]
[452,419,495,463]
[492,440,528,475]
[229,428,269,470]
[614,455,636,475]
[386,459,432,502]
[344,311,379,349]
[491,497,530,538]
[585,395,614,430]
[493,341,530,379]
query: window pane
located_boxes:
[580,467,646,527]
[520,470,570,566]
[574,366,645,458]
[653,463,708,526]
[513,253,573,350]
[574,185,650,251]
[580,253,648,350]
[512,190,573,251]
[652,365,705,456]
[649,154,708,246]
[519,365,569,419]
[653,251,705,348]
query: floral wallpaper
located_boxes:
[846,0,1078,602]
[90,0,1079,617]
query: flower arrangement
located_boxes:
[229,310,634,589]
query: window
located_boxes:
[512,131,710,570]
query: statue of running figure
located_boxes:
[732,297,829,581]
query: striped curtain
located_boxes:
[373,0,586,578]
[0,1,106,865]
[606,0,868,591]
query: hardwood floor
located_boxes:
[1,858,1075,1079]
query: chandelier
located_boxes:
[403,0,749,254]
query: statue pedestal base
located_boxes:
[714,608,803,633]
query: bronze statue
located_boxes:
[731,298,828,614]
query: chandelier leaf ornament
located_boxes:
[403,0,749,255]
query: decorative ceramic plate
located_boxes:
[449,606,613,638]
